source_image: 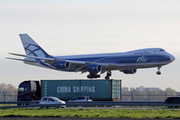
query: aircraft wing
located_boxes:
[67,62,125,72]
[7,52,124,72]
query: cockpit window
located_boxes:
[160,49,165,51]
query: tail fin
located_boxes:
[19,34,50,58]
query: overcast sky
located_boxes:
[1,0,180,91]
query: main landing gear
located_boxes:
[87,71,112,79]
[105,71,111,79]
[156,66,161,75]
[87,73,100,79]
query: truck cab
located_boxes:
[17,81,41,102]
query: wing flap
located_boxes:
[74,65,88,72]
[68,60,86,65]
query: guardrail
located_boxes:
[0,101,180,109]
[66,101,180,108]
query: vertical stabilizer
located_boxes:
[19,34,50,58]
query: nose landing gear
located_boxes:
[156,66,161,75]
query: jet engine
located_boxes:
[54,61,70,69]
[87,64,102,73]
[122,69,137,74]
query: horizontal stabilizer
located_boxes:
[9,53,27,57]
[6,57,39,63]
[9,52,54,61]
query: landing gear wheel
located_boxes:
[105,76,109,79]
[87,73,101,79]
[156,71,161,75]
[107,71,111,76]
[87,75,93,79]
[105,71,111,79]
[156,66,161,75]
[96,75,100,78]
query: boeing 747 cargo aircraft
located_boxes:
[7,34,175,79]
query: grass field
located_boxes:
[0,108,180,119]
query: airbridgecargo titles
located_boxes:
[57,86,95,93]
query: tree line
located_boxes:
[122,87,180,101]
[0,83,17,101]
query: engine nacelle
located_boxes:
[87,64,102,73]
[54,61,70,69]
[122,69,137,74]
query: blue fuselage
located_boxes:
[48,48,174,72]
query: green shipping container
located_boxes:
[41,79,121,101]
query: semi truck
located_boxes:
[17,79,121,102]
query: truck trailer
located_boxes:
[17,79,121,101]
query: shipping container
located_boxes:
[17,79,121,101]
[41,79,121,101]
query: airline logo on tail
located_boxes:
[20,34,50,58]
[24,44,46,57]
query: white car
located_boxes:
[39,97,66,108]
[68,96,93,102]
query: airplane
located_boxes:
[7,34,175,79]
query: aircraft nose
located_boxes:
[170,55,175,62]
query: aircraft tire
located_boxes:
[156,71,161,75]
[105,76,109,79]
